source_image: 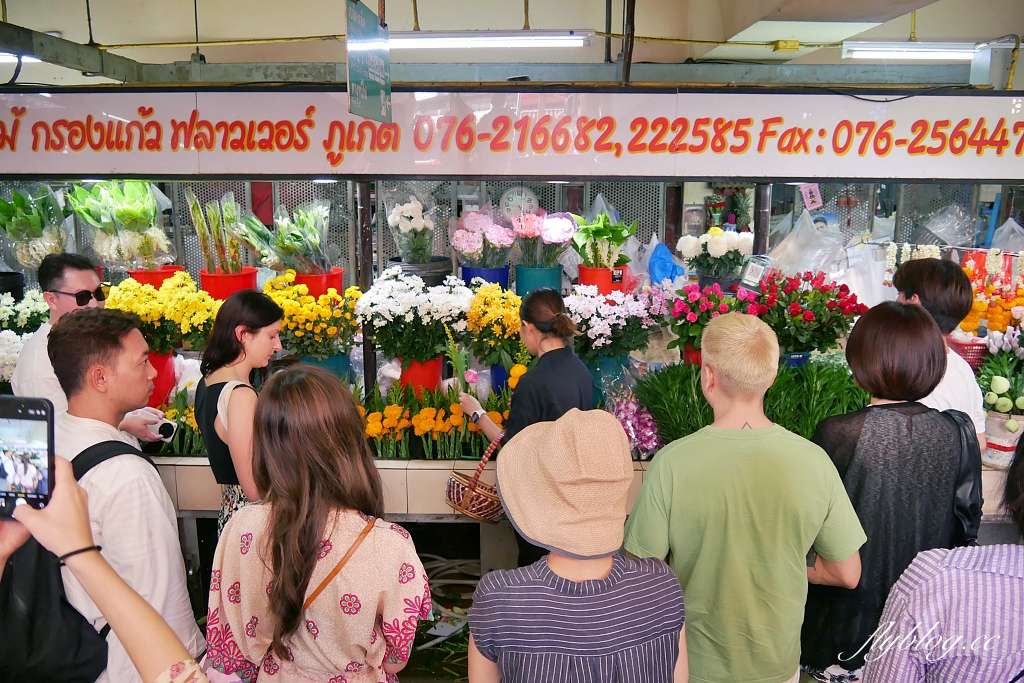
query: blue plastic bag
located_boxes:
[648,242,686,283]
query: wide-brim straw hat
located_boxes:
[497,408,633,559]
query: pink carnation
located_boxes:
[541,216,576,245]
[451,229,483,257]
[483,224,515,248]
[511,213,544,239]
[459,211,495,234]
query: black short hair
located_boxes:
[200,290,283,376]
[846,301,947,401]
[48,308,141,398]
[892,258,972,334]
[37,253,98,293]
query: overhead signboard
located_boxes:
[2,90,1024,180]
[346,0,392,124]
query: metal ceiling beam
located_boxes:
[1,20,975,88]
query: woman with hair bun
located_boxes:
[460,287,593,565]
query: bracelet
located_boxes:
[58,545,102,565]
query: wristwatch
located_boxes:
[471,409,486,424]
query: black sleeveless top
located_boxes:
[195,378,255,485]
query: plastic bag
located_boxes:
[872,215,896,241]
[383,183,437,264]
[648,241,686,284]
[586,193,620,224]
[637,233,658,278]
[920,204,975,247]
[621,234,644,274]
[768,211,794,250]
[991,218,1024,253]
[768,210,845,278]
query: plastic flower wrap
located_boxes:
[539,213,579,268]
[356,267,472,367]
[385,186,436,264]
[511,212,547,268]
[565,285,661,364]
[185,188,245,274]
[0,185,69,269]
[451,208,514,268]
[608,389,662,460]
[667,282,760,351]
[264,269,361,359]
[68,181,174,271]
[273,202,333,275]
[105,271,221,354]
[0,290,49,335]
[0,330,27,383]
[465,283,522,368]
[676,227,753,279]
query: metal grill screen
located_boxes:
[896,184,980,245]
[793,183,877,244]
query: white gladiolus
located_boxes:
[707,235,728,258]
[737,232,755,257]
[677,235,701,259]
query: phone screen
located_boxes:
[0,397,54,517]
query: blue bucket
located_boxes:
[461,265,510,289]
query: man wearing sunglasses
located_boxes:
[11,254,163,442]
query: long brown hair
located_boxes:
[252,365,384,658]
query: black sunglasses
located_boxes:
[47,284,109,307]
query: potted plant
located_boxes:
[0,185,69,269]
[451,209,515,288]
[756,271,867,365]
[185,188,256,299]
[676,227,754,291]
[465,282,522,393]
[513,212,576,295]
[0,289,49,335]
[356,267,472,396]
[571,212,637,295]
[666,282,761,364]
[68,181,176,274]
[263,269,362,380]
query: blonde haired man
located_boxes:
[625,313,866,683]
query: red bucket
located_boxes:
[683,343,702,366]
[201,267,258,300]
[294,267,345,299]
[148,350,176,408]
[127,265,185,288]
[577,266,612,295]
[400,356,443,397]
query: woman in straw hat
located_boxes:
[467,409,688,683]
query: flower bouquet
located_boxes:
[68,181,174,271]
[159,387,205,455]
[0,289,49,335]
[106,270,221,354]
[385,186,436,264]
[667,282,760,353]
[184,187,245,275]
[565,285,660,365]
[607,389,662,460]
[511,212,546,268]
[0,329,26,391]
[0,185,69,269]
[264,269,361,360]
[538,213,579,268]
[273,202,332,275]
[756,271,867,354]
[355,266,472,368]
[465,283,522,369]
[451,209,515,268]
[676,227,754,280]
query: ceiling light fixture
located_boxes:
[0,53,41,64]
[387,29,593,50]
[841,40,979,61]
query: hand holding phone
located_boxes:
[0,396,54,519]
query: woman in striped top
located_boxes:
[468,409,688,683]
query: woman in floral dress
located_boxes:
[206,365,432,683]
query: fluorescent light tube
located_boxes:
[0,52,41,63]
[842,41,978,61]
[386,30,593,50]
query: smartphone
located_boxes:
[0,396,54,518]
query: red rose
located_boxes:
[841,304,854,315]
[783,284,793,295]
[802,310,816,322]
[803,271,813,282]
[766,296,778,307]
[769,283,779,294]
[788,302,802,316]
[839,284,850,294]
[857,303,869,314]
[826,300,837,309]
[759,304,770,315]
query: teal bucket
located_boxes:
[515,265,562,296]
[300,353,353,381]
[585,354,627,407]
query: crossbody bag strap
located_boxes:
[1009,667,1024,683]
[302,517,376,611]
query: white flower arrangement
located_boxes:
[384,189,437,264]
[356,267,472,364]
[564,285,659,364]
[0,289,49,335]
[387,200,434,235]
[0,329,26,383]
[676,229,754,279]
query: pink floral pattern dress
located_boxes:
[206,506,432,683]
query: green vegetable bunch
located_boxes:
[571,212,637,269]
[0,186,63,242]
[981,373,1024,416]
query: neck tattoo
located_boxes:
[742,422,752,429]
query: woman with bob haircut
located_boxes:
[205,365,432,682]
[196,290,283,531]
[801,301,983,683]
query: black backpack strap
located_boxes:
[72,440,156,481]
[943,409,984,547]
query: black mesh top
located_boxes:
[800,402,962,670]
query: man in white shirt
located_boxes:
[894,258,987,452]
[47,308,205,683]
[12,253,161,440]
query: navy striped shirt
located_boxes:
[469,553,686,682]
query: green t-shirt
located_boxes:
[624,424,866,683]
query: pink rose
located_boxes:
[711,311,720,318]
[718,302,729,313]
[686,312,698,323]
[747,304,759,315]
[464,369,479,384]
[688,291,700,302]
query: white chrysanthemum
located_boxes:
[707,235,728,258]
[676,235,701,259]
[698,234,711,245]
[737,232,755,257]
[722,231,739,252]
